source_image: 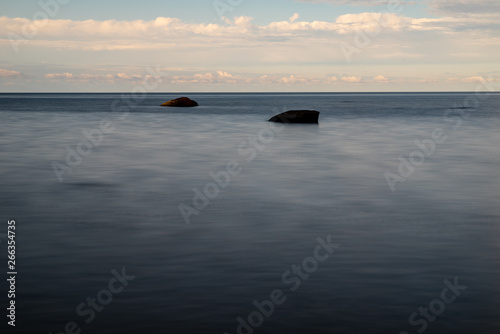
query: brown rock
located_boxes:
[161,97,199,107]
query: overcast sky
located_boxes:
[0,0,499,92]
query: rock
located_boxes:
[161,97,199,107]
[268,110,320,124]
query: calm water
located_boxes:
[1,93,499,334]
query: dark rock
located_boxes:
[269,110,320,124]
[161,97,199,107]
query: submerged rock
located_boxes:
[161,97,199,107]
[269,110,320,124]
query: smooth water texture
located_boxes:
[1,93,499,334]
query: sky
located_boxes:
[0,0,499,92]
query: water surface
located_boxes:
[1,92,499,334]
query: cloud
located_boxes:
[1,10,499,91]
[172,72,317,85]
[461,76,488,83]
[0,12,498,57]
[0,16,248,42]
[0,69,22,77]
[335,12,410,32]
[1,11,496,46]
[262,12,427,36]
[448,75,500,83]
[116,72,142,80]
[373,75,389,82]
[289,13,300,23]
[43,70,373,86]
[172,71,251,84]
[173,72,360,86]
[34,67,500,90]
[341,76,362,83]
[427,0,500,15]
[258,74,317,85]
[44,72,149,83]
[45,72,73,79]
[278,75,312,84]
[294,0,413,6]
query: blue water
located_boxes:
[1,93,499,334]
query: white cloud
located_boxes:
[117,72,142,80]
[341,76,362,83]
[172,71,251,84]
[461,76,487,83]
[0,69,22,77]
[172,72,366,86]
[1,10,499,91]
[449,75,500,83]
[258,74,318,85]
[373,75,389,82]
[279,75,312,84]
[45,72,73,79]
[34,68,500,90]
[0,11,497,65]
[1,11,496,47]
[44,72,149,83]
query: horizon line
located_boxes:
[1,91,498,94]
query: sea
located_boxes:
[0,92,499,334]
